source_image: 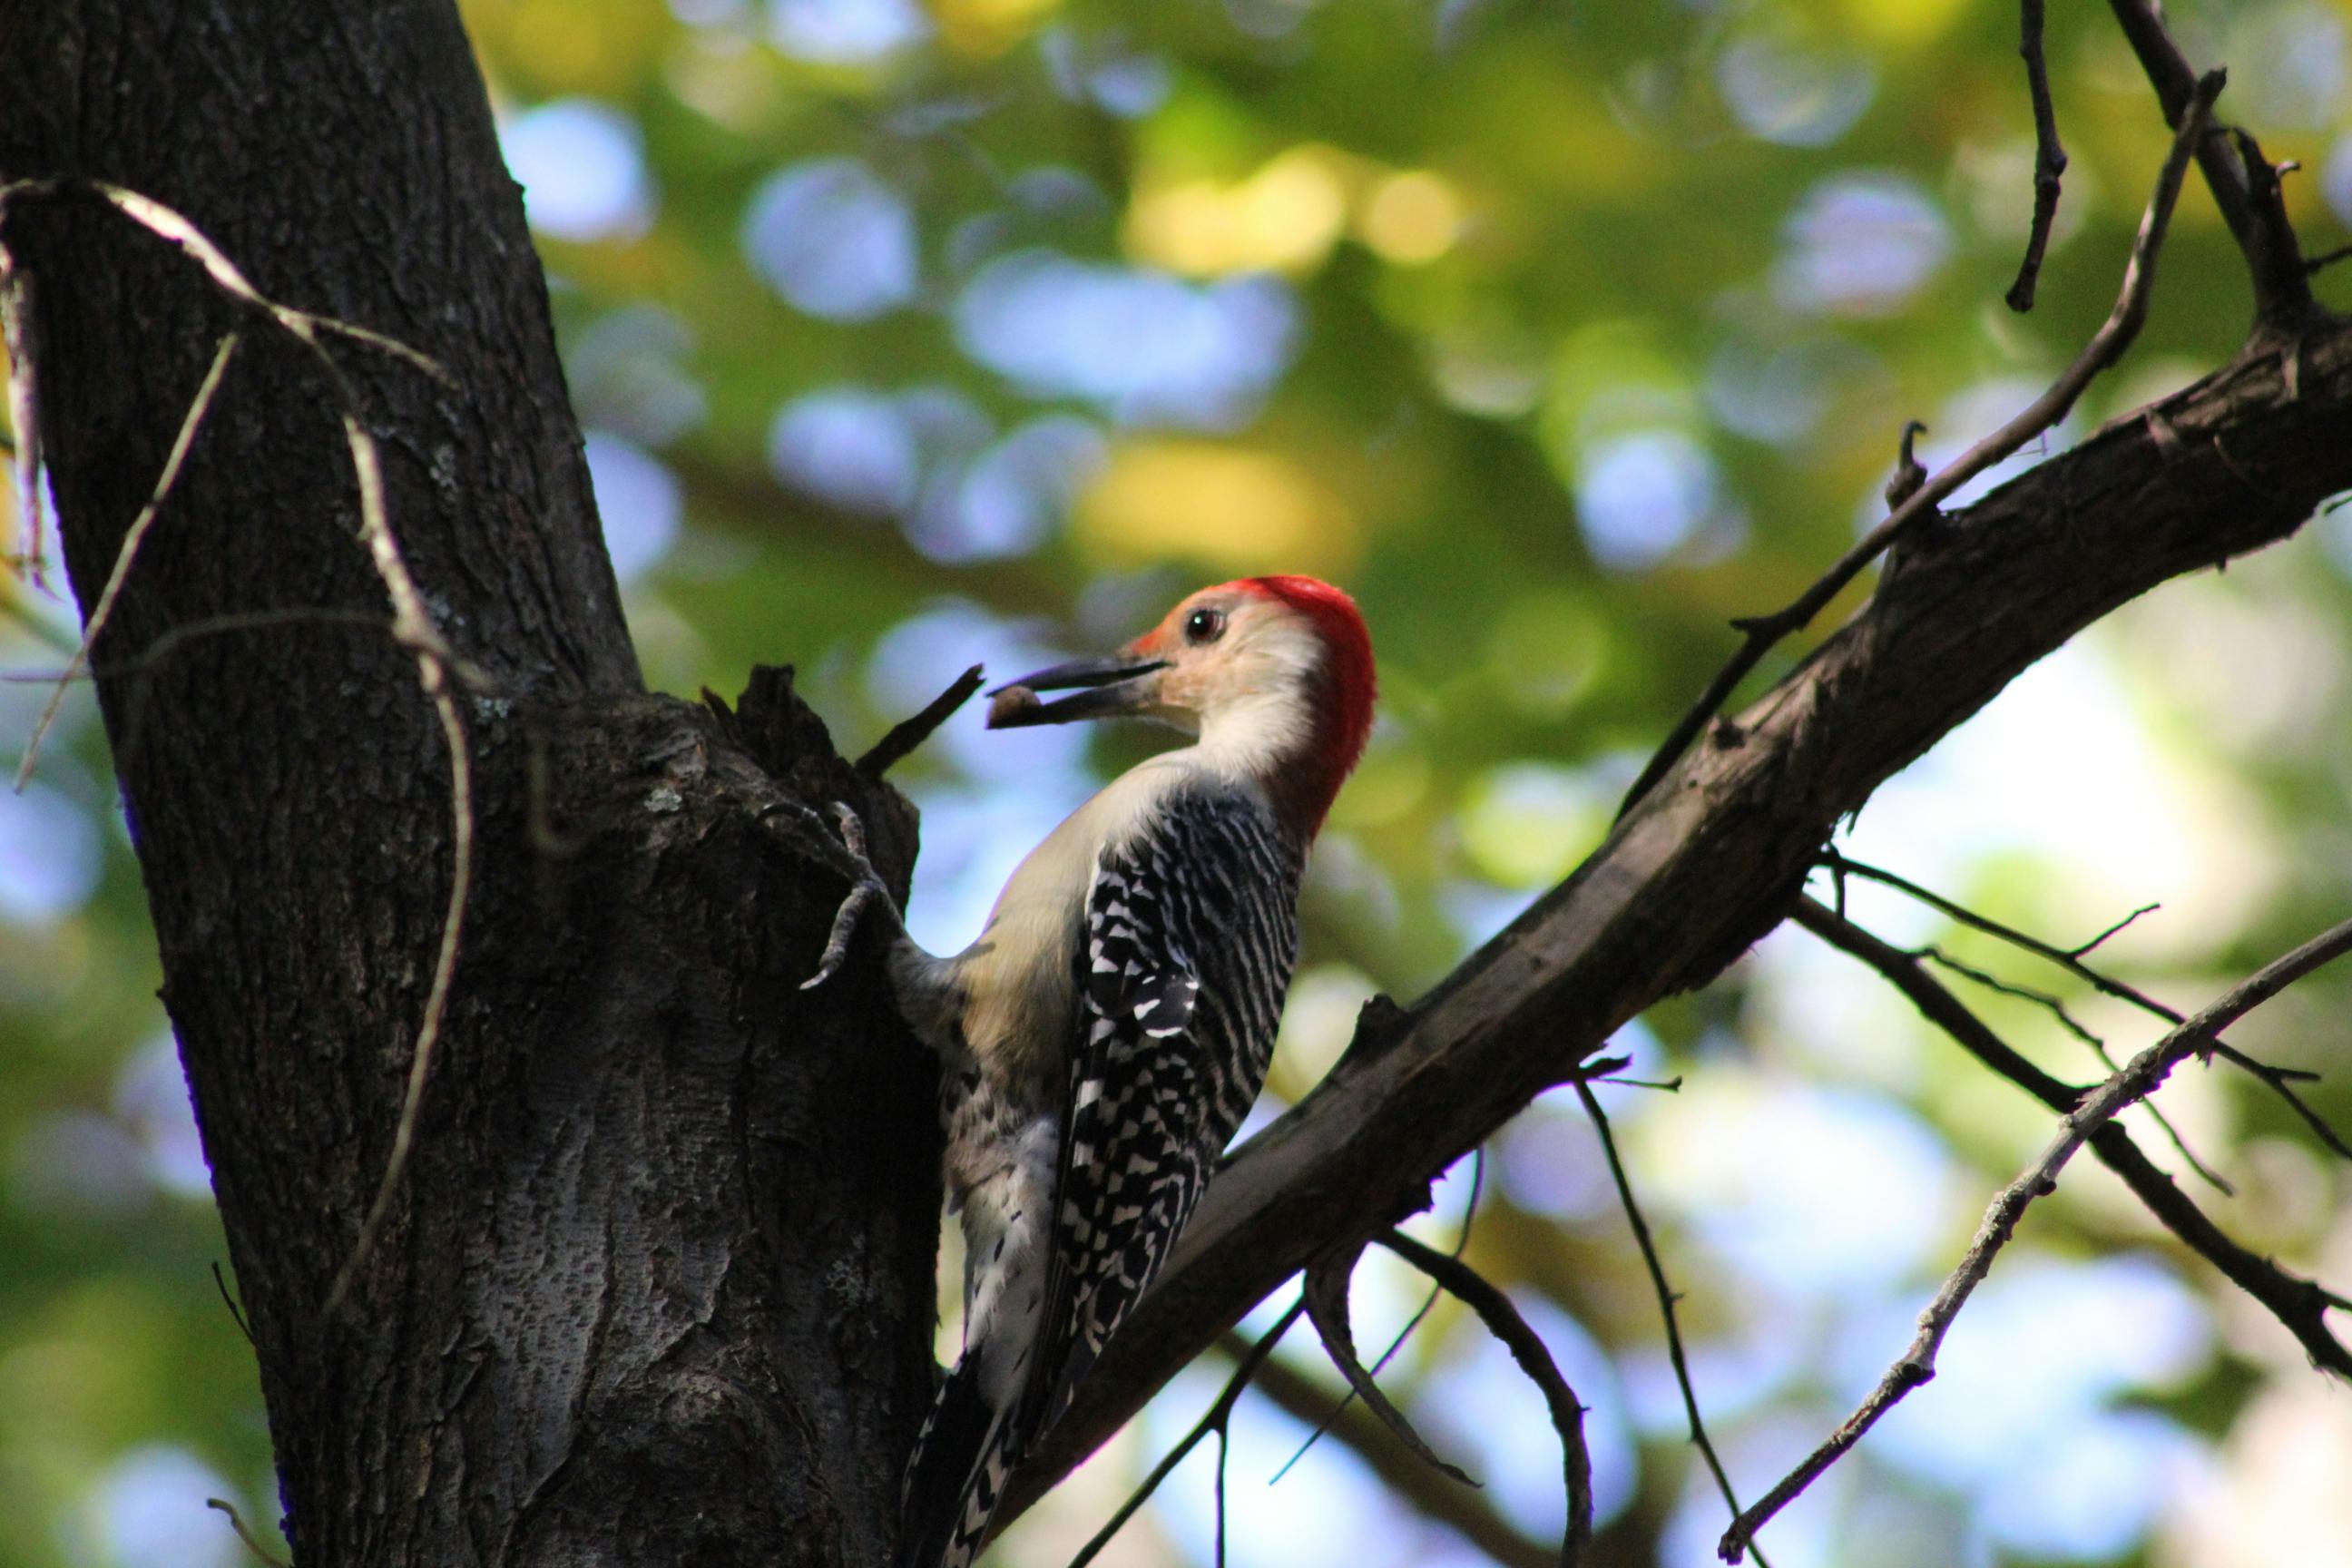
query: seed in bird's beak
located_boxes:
[987,686,1043,727]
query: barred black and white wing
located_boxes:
[1038,782,1301,1416]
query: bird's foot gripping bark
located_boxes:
[802,801,904,990]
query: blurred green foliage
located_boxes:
[6,1,2352,1564]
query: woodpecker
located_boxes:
[810,575,1374,1568]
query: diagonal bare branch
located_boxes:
[1792,898,2352,1370]
[1721,912,2352,1561]
[1829,851,2352,1163]
[1572,1074,1766,1566]
[15,332,239,786]
[858,663,985,778]
[1916,942,2233,1192]
[1065,1299,1306,1568]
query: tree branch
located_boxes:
[1374,1231,1594,1568]
[1790,897,2352,1373]
[1243,1331,1555,1568]
[1828,851,2352,1161]
[1616,68,2221,818]
[2004,0,2068,312]
[1271,1150,1485,1484]
[857,663,985,778]
[1571,1075,1763,1566]
[1066,1300,1305,1568]
[2105,0,2321,335]
[1004,295,2352,1529]
[1299,1243,1475,1486]
[1721,912,2352,1559]
[1911,941,2234,1192]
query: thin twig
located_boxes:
[1572,1074,1769,1568]
[1,608,390,685]
[211,1260,256,1348]
[0,179,452,387]
[2104,0,2317,332]
[2306,241,2352,276]
[1793,897,2352,1368]
[1828,853,2156,992]
[1830,852,2352,1161]
[205,1499,290,1568]
[857,663,984,777]
[1211,1424,1230,1568]
[1065,1298,1307,1568]
[1300,1244,1475,1485]
[1270,1150,1485,1485]
[2073,902,2162,958]
[1917,943,2233,1192]
[1618,70,2223,821]
[1722,912,2352,1562]
[1,260,44,590]
[0,176,480,1321]
[1244,1332,1553,1568]
[2006,0,2070,311]
[321,410,476,1317]
[1921,946,2107,1051]
[15,333,239,789]
[1376,1231,1593,1568]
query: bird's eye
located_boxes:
[1183,607,1227,644]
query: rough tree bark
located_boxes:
[6,2,2347,1566]
[2,5,936,1565]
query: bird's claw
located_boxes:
[802,801,892,990]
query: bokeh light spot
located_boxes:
[911,416,1102,562]
[1074,441,1354,572]
[1717,34,1876,147]
[1574,429,1721,573]
[767,0,929,64]
[1775,172,1948,317]
[1460,762,1612,887]
[583,432,682,583]
[743,157,918,320]
[766,387,921,514]
[1359,171,1465,263]
[0,783,103,923]
[501,99,653,242]
[954,250,1297,426]
[1125,146,1350,277]
[93,1446,241,1568]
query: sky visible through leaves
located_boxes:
[6,1,2352,1564]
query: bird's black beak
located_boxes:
[985,654,1170,729]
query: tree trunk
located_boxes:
[0,5,937,1563]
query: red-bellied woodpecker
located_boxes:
[808,575,1375,1568]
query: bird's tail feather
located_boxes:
[898,1361,1024,1568]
